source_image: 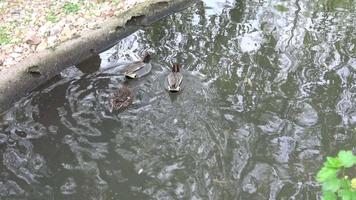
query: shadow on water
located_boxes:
[0,0,356,199]
[76,54,102,74]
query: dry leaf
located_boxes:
[47,36,57,47]
[3,57,17,66]
[14,46,23,53]
[25,34,42,45]
[9,52,21,59]
[36,41,48,51]
[0,54,5,66]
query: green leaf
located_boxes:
[317,167,339,182]
[340,179,351,190]
[322,191,337,200]
[338,151,356,168]
[338,189,354,200]
[63,2,80,14]
[326,157,342,168]
[323,177,341,192]
[0,27,11,45]
[46,12,58,23]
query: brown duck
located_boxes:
[123,53,152,79]
[167,63,183,92]
[110,85,133,111]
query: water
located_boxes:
[1,0,356,199]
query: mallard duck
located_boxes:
[123,53,152,79]
[167,63,183,92]
[110,85,133,111]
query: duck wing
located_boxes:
[167,72,183,88]
[123,61,144,75]
[175,73,183,86]
[167,72,177,88]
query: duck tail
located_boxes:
[142,53,151,63]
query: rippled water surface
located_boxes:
[1,0,356,199]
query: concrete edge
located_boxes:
[0,0,196,113]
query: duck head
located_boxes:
[172,63,181,72]
[142,53,151,63]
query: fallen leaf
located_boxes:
[25,33,42,45]
[47,36,57,47]
[50,24,63,36]
[3,57,17,66]
[60,26,74,41]
[0,54,5,66]
[14,46,23,53]
[36,41,48,51]
[9,52,21,59]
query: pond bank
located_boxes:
[0,0,157,68]
[0,0,195,112]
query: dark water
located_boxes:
[1,0,355,199]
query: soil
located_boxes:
[0,0,145,70]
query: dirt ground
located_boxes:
[0,0,145,70]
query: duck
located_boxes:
[110,85,133,111]
[123,53,152,79]
[167,63,183,92]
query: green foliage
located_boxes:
[46,12,59,23]
[0,27,10,45]
[326,157,343,168]
[338,189,356,200]
[324,191,338,200]
[317,150,356,200]
[317,167,339,182]
[338,151,356,168]
[63,2,80,14]
[323,177,341,192]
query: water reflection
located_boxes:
[0,0,355,199]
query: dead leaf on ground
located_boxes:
[36,41,48,51]
[0,54,5,66]
[25,34,42,45]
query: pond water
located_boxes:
[0,0,355,199]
